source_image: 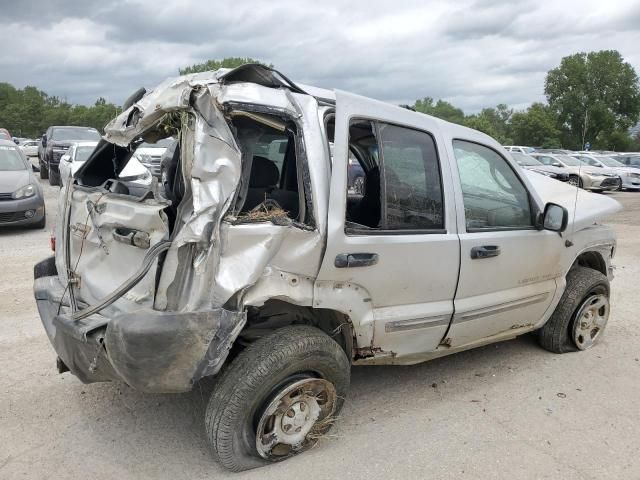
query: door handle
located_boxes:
[335,253,379,268]
[470,245,500,259]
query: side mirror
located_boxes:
[543,203,568,232]
[61,154,71,162]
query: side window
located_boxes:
[378,123,444,230]
[345,120,444,231]
[453,140,533,231]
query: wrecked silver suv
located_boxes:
[34,65,621,471]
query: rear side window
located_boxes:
[378,124,443,230]
[345,120,444,232]
[453,140,532,231]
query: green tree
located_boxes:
[509,103,561,148]
[545,50,640,150]
[412,97,465,124]
[179,57,271,75]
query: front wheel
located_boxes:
[568,175,582,188]
[538,266,610,353]
[205,325,350,472]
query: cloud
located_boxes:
[1,0,639,113]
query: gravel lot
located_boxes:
[1,176,639,480]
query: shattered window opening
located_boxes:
[231,112,308,225]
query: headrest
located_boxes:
[250,156,279,188]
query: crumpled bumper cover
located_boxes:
[33,257,246,393]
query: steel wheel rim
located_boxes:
[573,294,609,350]
[568,177,579,187]
[256,377,337,460]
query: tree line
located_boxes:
[0,83,119,139]
[1,51,639,150]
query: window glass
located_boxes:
[345,120,444,231]
[0,146,27,171]
[75,145,97,162]
[51,127,100,141]
[453,140,532,230]
[379,124,444,229]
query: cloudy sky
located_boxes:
[1,0,639,112]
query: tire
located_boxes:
[48,168,60,186]
[568,175,582,188]
[205,325,350,472]
[39,159,49,180]
[538,266,610,353]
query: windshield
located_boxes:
[139,137,174,148]
[75,145,97,162]
[51,127,100,142]
[512,152,541,166]
[0,146,27,171]
[558,155,587,166]
[0,132,11,141]
[597,156,625,167]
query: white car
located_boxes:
[34,65,621,471]
[19,140,39,157]
[504,145,536,154]
[132,138,173,176]
[532,153,621,191]
[573,154,640,191]
[59,141,152,190]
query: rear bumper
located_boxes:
[33,257,245,393]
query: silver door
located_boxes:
[314,91,460,358]
[446,139,561,347]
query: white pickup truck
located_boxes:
[34,64,620,471]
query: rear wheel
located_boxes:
[538,266,610,353]
[205,325,350,472]
[39,159,49,180]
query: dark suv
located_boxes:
[39,126,101,185]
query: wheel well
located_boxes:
[236,300,355,360]
[572,251,607,276]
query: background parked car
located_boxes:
[0,129,12,141]
[617,154,640,169]
[572,154,640,191]
[510,152,569,182]
[504,145,536,154]
[39,126,101,186]
[531,153,621,191]
[60,141,152,192]
[0,139,45,228]
[19,140,39,157]
[132,137,173,177]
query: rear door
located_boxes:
[315,91,460,358]
[445,140,561,347]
